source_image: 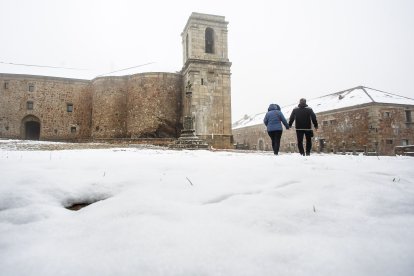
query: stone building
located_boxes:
[0,13,232,149]
[232,86,414,155]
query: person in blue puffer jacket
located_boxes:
[263,104,290,155]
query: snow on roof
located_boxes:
[232,86,414,129]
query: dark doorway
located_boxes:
[319,139,325,152]
[258,139,264,151]
[21,115,41,140]
[25,121,40,140]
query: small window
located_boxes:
[27,101,33,110]
[71,126,76,133]
[406,110,412,122]
[386,139,393,145]
[28,84,35,92]
[329,120,337,125]
[67,103,73,112]
[383,112,390,118]
[201,78,204,85]
[322,121,328,126]
[4,81,9,89]
[401,139,409,146]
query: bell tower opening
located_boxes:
[205,27,214,54]
[22,115,41,140]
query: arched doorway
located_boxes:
[21,115,41,140]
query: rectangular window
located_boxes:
[71,126,76,133]
[322,121,328,126]
[67,103,73,112]
[401,139,409,146]
[406,110,412,122]
[386,139,393,145]
[28,84,35,92]
[27,101,33,110]
[383,112,390,118]
[4,81,9,89]
[329,120,337,125]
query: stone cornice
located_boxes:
[0,73,90,83]
[182,59,232,72]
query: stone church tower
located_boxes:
[0,12,233,149]
[181,13,232,148]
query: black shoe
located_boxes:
[306,152,310,156]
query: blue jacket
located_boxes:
[264,104,289,132]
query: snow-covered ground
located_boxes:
[1,140,413,276]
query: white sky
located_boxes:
[1,0,413,121]
[1,140,414,275]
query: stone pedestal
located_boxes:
[169,116,208,149]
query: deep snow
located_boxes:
[0,140,413,276]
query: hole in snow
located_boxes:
[64,198,107,211]
[66,203,92,211]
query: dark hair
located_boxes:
[299,98,306,104]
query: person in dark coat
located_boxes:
[288,98,318,156]
[263,104,289,155]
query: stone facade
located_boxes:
[0,74,91,140]
[233,91,414,155]
[181,13,232,149]
[0,13,233,149]
[90,73,182,139]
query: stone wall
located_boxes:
[0,74,92,140]
[0,73,183,141]
[127,73,182,138]
[233,103,414,155]
[91,76,128,138]
[92,73,183,139]
[369,104,414,154]
[233,125,270,151]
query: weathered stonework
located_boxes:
[233,102,414,156]
[127,73,182,138]
[181,13,232,149]
[0,74,91,140]
[91,76,128,138]
[0,13,233,149]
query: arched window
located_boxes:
[205,28,214,54]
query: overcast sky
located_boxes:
[1,0,413,121]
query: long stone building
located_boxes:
[233,86,414,155]
[0,13,232,149]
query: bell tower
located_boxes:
[181,12,232,149]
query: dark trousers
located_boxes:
[267,130,283,155]
[296,130,313,155]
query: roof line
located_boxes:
[282,86,363,107]
[360,87,376,103]
[332,86,362,95]
[364,86,414,101]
